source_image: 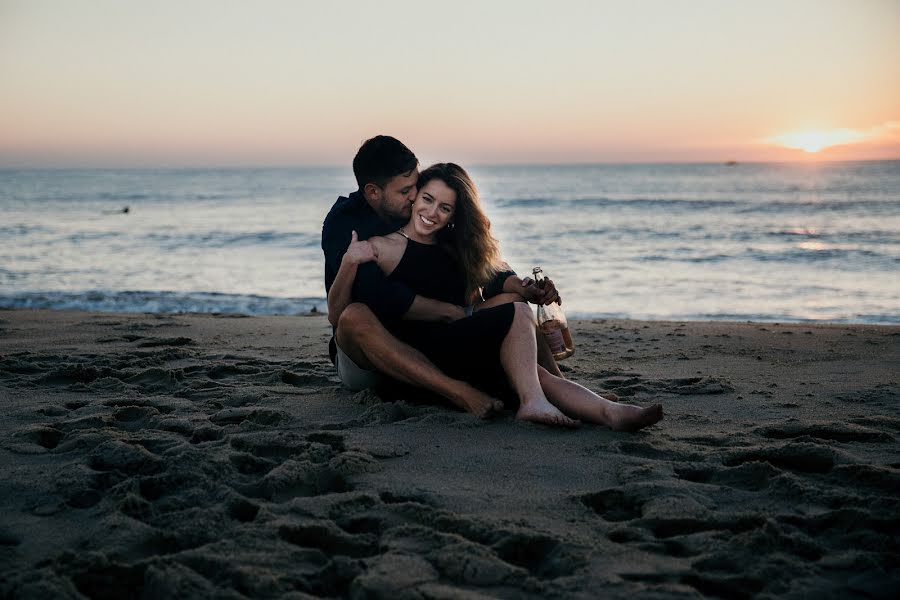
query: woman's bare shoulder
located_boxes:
[372,232,407,274]
[370,232,406,250]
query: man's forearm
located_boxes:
[327,255,358,326]
[403,295,465,322]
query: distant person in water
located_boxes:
[321,135,566,418]
[327,161,663,430]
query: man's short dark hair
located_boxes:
[353,135,418,190]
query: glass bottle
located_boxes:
[532,267,574,360]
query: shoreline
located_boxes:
[1,309,898,597]
[3,305,898,328]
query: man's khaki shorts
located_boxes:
[335,341,381,391]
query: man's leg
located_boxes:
[335,303,503,418]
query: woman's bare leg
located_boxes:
[500,304,578,427]
[537,366,662,431]
[477,293,565,378]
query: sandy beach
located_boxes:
[1,309,898,599]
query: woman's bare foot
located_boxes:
[516,397,580,428]
[607,403,663,432]
[448,382,504,419]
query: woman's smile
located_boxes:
[410,178,457,239]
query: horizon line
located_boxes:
[2,157,899,172]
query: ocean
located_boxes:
[1,161,898,324]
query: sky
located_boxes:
[1,0,899,167]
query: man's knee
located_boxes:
[336,303,378,339]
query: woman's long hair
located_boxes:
[418,163,506,298]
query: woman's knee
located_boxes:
[536,365,552,383]
[512,301,533,323]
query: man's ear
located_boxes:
[363,183,380,202]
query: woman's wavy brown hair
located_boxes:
[418,163,506,298]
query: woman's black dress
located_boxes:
[387,238,515,397]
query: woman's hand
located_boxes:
[519,276,561,305]
[343,230,377,266]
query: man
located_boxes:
[321,135,561,418]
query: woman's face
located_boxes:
[410,178,457,239]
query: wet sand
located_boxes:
[1,309,898,599]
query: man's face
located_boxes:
[366,169,418,220]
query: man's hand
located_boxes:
[343,230,377,266]
[520,276,561,306]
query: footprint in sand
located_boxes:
[675,461,780,492]
[136,337,194,348]
[756,421,894,444]
[208,406,290,427]
[724,441,836,474]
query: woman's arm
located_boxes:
[404,296,466,322]
[327,230,377,327]
[472,292,524,312]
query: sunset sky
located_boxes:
[1,0,898,167]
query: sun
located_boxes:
[766,128,870,153]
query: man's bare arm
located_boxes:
[403,295,466,322]
[327,231,377,327]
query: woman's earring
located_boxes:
[446,222,455,230]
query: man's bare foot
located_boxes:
[608,403,663,432]
[516,397,580,428]
[448,382,504,419]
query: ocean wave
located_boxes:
[749,247,896,264]
[0,224,53,236]
[491,196,900,216]
[640,253,731,263]
[736,199,900,215]
[61,231,122,243]
[637,246,897,266]
[97,193,152,201]
[768,229,900,245]
[5,192,240,203]
[0,291,327,316]
[140,230,319,249]
[493,197,738,210]
[491,197,559,208]
[563,310,900,325]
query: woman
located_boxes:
[329,163,662,431]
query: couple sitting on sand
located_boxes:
[322,135,662,431]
